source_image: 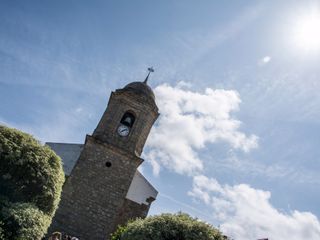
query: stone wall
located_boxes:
[93,90,159,156]
[112,198,151,229]
[48,82,159,239]
[49,135,143,239]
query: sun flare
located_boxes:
[292,11,320,51]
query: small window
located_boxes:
[105,161,112,167]
[120,112,135,127]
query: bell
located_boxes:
[123,117,132,125]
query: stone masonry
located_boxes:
[48,81,159,239]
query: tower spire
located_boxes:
[144,67,154,84]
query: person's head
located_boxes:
[52,232,62,240]
[63,235,69,240]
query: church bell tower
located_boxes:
[93,72,158,156]
[49,69,159,240]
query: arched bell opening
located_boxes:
[120,111,135,128]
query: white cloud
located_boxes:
[176,81,193,89]
[263,56,271,63]
[189,175,320,240]
[258,56,271,66]
[144,83,258,175]
[143,80,320,239]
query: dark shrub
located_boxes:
[0,220,4,240]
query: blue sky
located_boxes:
[1,0,320,239]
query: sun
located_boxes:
[292,10,320,52]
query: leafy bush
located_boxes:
[0,220,4,240]
[0,125,65,240]
[111,212,225,240]
[1,201,51,240]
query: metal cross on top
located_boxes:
[143,67,155,83]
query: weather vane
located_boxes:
[143,67,155,83]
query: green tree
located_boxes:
[0,220,4,240]
[0,125,65,240]
[111,212,225,240]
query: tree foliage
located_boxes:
[111,213,225,240]
[0,125,65,240]
[0,220,4,240]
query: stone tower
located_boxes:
[48,78,159,239]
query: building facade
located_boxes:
[47,80,159,239]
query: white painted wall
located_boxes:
[126,171,158,205]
